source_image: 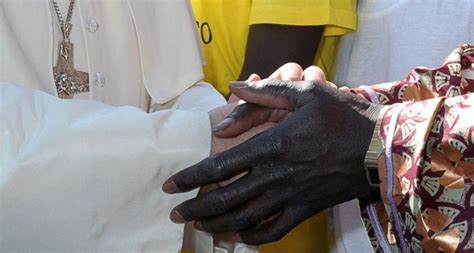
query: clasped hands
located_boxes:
[163,63,382,245]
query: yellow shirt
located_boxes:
[190,1,356,252]
[191,0,357,96]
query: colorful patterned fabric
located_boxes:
[351,44,474,252]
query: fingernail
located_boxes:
[230,81,249,89]
[162,181,178,194]
[194,221,204,231]
[232,234,243,242]
[213,118,235,133]
[170,209,185,224]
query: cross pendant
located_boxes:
[53,41,89,99]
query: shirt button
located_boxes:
[94,73,106,87]
[88,19,99,33]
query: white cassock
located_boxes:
[0,0,256,252]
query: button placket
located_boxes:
[88,19,99,33]
[94,73,106,87]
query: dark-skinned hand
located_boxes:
[163,79,382,245]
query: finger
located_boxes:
[236,206,314,245]
[196,191,284,233]
[215,64,307,136]
[163,132,278,194]
[228,74,261,103]
[229,79,318,111]
[326,81,338,89]
[247,73,261,82]
[302,66,326,83]
[213,102,288,138]
[171,169,288,223]
[269,62,303,81]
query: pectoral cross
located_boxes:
[53,41,89,99]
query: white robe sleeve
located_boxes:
[151,82,227,113]
[0,82,210,252]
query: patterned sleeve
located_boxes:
[349,44,474,105]
[374,94,474,252]
[351,44,474,252]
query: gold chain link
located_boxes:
[51,0,75,41]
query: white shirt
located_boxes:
[0,0,208,108]
[0,0,257,252]
[332,0,474,252]
[335,0,474,87]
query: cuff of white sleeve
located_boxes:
[150,109,212,166]
[148,110,212,252]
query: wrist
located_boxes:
[343,92,384,193]
[363,105,385,188]
[357,103,384,192]
[365,104,384,125]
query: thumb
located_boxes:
[228,74,261,104]
[230,79,317,111]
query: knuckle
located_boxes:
[208,192,233,214]
[201,158,225,181]
[266,132,288,156]
[234,211,255,229]
[212,160,228,179]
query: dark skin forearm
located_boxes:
[238,24,323,81]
